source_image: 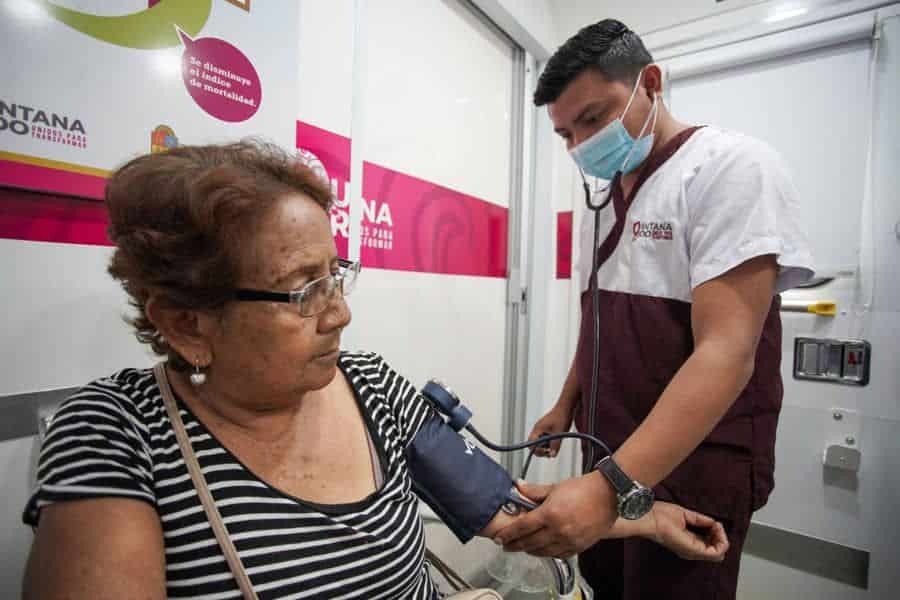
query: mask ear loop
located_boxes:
[619,91,659,173]
[620,68,646,120]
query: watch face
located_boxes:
[620,487,655,520]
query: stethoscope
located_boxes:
[424,92,661,484]
[581,173,615,471]
[577,90,659,470]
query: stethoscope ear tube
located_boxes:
[582,171,618,470]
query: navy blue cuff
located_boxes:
[407,413,512,543]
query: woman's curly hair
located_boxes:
[105,139,332,371]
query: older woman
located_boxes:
[22,141,727,599]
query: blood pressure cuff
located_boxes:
[406,412,512,543]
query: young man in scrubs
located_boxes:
[494,19,814,599]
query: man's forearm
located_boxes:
[612,343,755,487]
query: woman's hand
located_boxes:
[526,404,575,458]
[644,501,730,561]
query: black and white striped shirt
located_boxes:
[24,352,438,599]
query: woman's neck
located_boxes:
[165,364,319,444]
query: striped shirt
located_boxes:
[24,352,439,599]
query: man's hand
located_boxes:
[493,472,617,559]
[528,359,580,458]
[526,404,575,458]
[648,502,730,562]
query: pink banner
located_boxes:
[295,120,350,258]
[361,162,507,278]
[0,158,106,201]
[5,119,511,274]
[556,211,572,279]
[0,188,111,246]
[295,119,508,278]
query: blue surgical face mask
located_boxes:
[570,70,659,180]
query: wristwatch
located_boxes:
[594,456,654,520]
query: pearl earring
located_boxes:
[190,363,207,386]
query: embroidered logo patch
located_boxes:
[632,221,673,241]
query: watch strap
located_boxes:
[595,456,634,495]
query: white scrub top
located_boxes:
[577,126,815,299]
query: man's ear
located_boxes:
[145,295,217,367]
[642,64,664,99]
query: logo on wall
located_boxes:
[0,100,87,149]
[150,125,178,153]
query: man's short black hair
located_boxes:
[534,19,653,107]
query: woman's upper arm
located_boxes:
[23,498,167,600]
[370,353,435,446]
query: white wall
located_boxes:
[739,9,900,598]
[552,0,771,39]
[297,0,354,138]
[472,0,561,58]
[549,0,883,52]
[0,240,153,395]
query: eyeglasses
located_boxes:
[233,258,360,317]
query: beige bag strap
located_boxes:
[425,547,472,592]
[154,363,260,600]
